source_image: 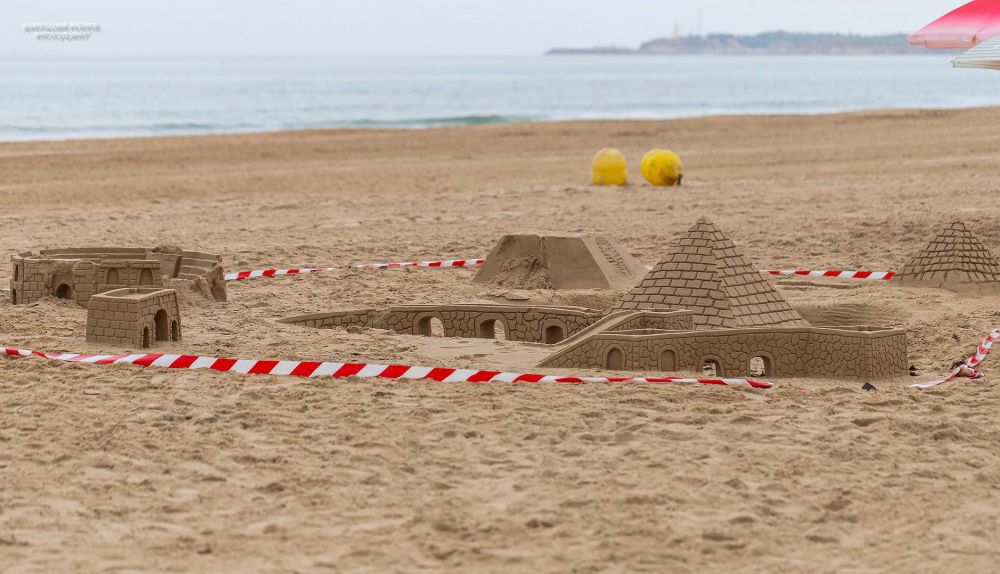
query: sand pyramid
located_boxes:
[473,234,648,290]
[897,221,1000,293]
[613,217,808,330]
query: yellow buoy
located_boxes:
[640,149,663,183]
[591,148,628,186]
[641,149,683,187]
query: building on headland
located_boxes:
[10,247,227,307]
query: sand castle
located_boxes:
[895,221,1000,294]
[10,247,227,307]
[86,287,182,348]
[472,234,647,290]
[281,219,909,380]
[540,218,906,379]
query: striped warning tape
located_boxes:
[225,260,895,282]
[224,267,336,282]
[0,346,772,389]
[353,258,485,270]
[224,259,486,281]
[763,270,895,281]
[911,327,997,389]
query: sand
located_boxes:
[3,108,1000,572]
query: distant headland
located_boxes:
[547,31,931,56]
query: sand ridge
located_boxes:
[3,108,1000,571]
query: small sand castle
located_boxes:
[896,221,1000,294]
[614,217,808,329]
[86,287,182,348]
[472,234,647,290]
[10,247,227,307]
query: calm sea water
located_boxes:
[2,54,999,141]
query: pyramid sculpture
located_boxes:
[896,221,1000,293]
[613,217,809,330]
[473,234,648,290]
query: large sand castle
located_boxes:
[10,247,227,307]
[542,218,906,379]
[281,218,908,380]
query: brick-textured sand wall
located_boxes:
[281,305,604,344]
[280,310,381,330]
[382,306,601,342]
[541,328,907,380]
[611,312,694,332]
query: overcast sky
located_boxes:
[1,0,965,56]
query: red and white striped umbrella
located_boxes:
[952,34,1000,69]
[909,0,1000,49]
[910,0,1000,69]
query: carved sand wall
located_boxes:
[279,309,381,330]
[611,312,695,332]
[539,326,907,380]
[281,304,606,344]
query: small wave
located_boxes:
[345,114,537,127]
[0,115,536,141]
[0,121,257,134]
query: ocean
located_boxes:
[2,54,999,141]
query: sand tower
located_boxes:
[472,234,648,290]
[896,221,1000,294]
[613,217,808,330]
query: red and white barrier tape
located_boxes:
[353,258,485,270]
[224,260,895,283]
[763,270,895,281]
[0,346,771,389]
[225,259,486,281]
[911,328,996,389]
[224,267,336,282]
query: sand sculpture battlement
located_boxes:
[896,221,1000,294]
[472,234,648,290]
[85,287,182,348]
[10,247,227,307]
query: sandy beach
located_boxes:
[3,108,1000,572]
